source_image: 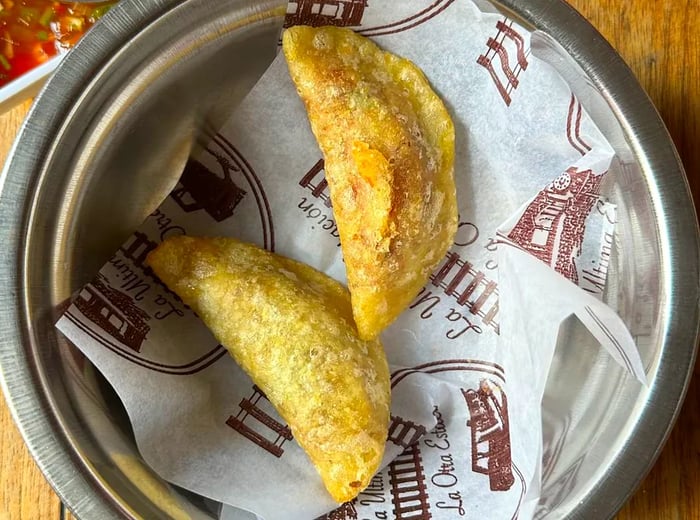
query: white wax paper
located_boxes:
[56,1,646,518]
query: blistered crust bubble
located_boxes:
[146,236,391,503]
[283,26,458,340]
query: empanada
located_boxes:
[283,26,458,340]
[146,236,390,502]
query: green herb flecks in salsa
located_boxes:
[0,0,115,87]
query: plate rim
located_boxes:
[499,0,699,517]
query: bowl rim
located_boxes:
[505,1,699,517]
[0,0,698,519]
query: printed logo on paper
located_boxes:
[315,500,359,520]
[463,379,514,492]
[423,251,500,335]
[171,157,247,223]
[63,137,273,375]
[388,416,428,449]
[226,385,294,458]
[173,133,275,251]
[477,17,530,107]
[285,0,367,28]
[322,360,526,520]
[391,361,524,517]
[284,0,455,36]
[388,442,432,519]
[72,274,152,353]
[502,167,604,284]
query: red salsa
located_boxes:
[0,0,114,87]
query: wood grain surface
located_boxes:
[569,1,700,519]
[0,1,698,518]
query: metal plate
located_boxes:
[0,0,698,519]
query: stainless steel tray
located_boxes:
[0,0,697,518]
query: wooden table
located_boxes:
[1,1,698,518]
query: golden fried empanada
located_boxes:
[146,236,390,502]
[283,26,458,340]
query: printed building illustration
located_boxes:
[74,276,151,352]
[505,167,603,284]
[463,380,514,492]
[171,157,247,222]
[285,0,367,27]
[388,443,432,519]
[226,385,293,458]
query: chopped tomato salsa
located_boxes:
[0,0,114,87]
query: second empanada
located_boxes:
[146,236,390,503]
